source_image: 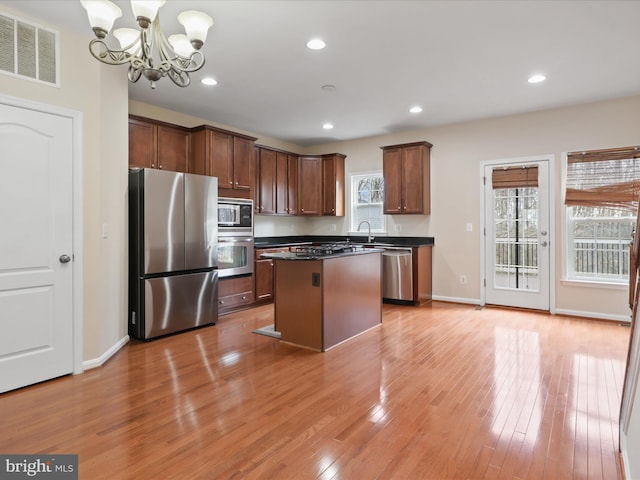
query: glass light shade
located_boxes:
[178,11,213,47]
[114,28,141,55]
[168,34,194,57]
[130,0,165,23]
[80,0,122,36]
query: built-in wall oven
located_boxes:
[217,197,254,278]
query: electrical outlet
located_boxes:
[394,224,402,232]
[102,223,109,239]
[466,223,473,232]
[331,224,336,232]
[460,275,467,284]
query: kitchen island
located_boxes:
[263,245,382,351]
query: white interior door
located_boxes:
[0,103,74,393]
[484,160,550,310]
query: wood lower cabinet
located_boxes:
[413,246,433,305]
[218,275,254,315]
[382,141,432,214]
[128,116,190,172]
[255,247,290,302]
[190,125,257,198]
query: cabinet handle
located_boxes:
[301,209,305,213]
[241,295,246,300]
[159,165,163,169]
[235,181,239,185]
[220,300,224,304]
[151,163,155,168]
[397,206,401,211]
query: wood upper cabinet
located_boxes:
[322,153,346,216]
[190,125,257,197]
[382,141,432,214]
[298,156,322,216]
[128,116,189,172]
[286,154,299,215]
[255,147,277,214]
[255,146,299,215]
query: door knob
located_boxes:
[59,254,71,263]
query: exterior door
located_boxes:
[484,160,550,310]
[0,103,74,393]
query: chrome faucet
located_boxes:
[357,220,373,243]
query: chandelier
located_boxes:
[80,0,213,89]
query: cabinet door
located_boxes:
[257,148,276,214]
[157,125,189,172]
[209,130,234,188]
[322,154,345,216]
[275,152,288,214]
[233,136,253,190]
[298,156,322,216]
[287,154,299,215]
[401,145,428,214]
[383,147,402,214]
[255,258,274,301]
[129,118,157,169]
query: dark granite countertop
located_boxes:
[254,235,434,249]
[261,248,384,261]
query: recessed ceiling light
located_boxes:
[528,74,546,84]
[307,38,326,50]
[201,77,218,86]
[322,123,334,130]
[409,106,423,113]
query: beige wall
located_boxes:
[6,2,636,367]
[306,95,640,320]
[133,95,640,321]
[0,5,129,362]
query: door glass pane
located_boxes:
[493,187,539,291]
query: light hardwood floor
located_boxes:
[0,302,630,479]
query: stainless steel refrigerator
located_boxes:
[128,168,219,340]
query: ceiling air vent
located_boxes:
[0,13,58,86]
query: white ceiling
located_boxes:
[3,0,640,146]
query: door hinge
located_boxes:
[482,176,486,186]
[483,278,486,287]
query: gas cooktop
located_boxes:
[292,243,367,258]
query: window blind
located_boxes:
[565,146,640,211]
[492,165,538,189]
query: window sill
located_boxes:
[561,278,628,290]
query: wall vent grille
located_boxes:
[0,13,59,86]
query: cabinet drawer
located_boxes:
[219,291,254,308]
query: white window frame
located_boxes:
[349,171,386,235]
[564,207,634,285]
[561,152,634,286]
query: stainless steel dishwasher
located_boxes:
[382,247,413,301]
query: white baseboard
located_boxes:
[433,296,631,324]
[555,308,631,324]
[432,295,481,305]
[81,335,130,371]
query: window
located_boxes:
[567,207,633,282]
[565,146,640,283]
[350,172,385,233]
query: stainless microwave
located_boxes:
[218,197,253,230]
